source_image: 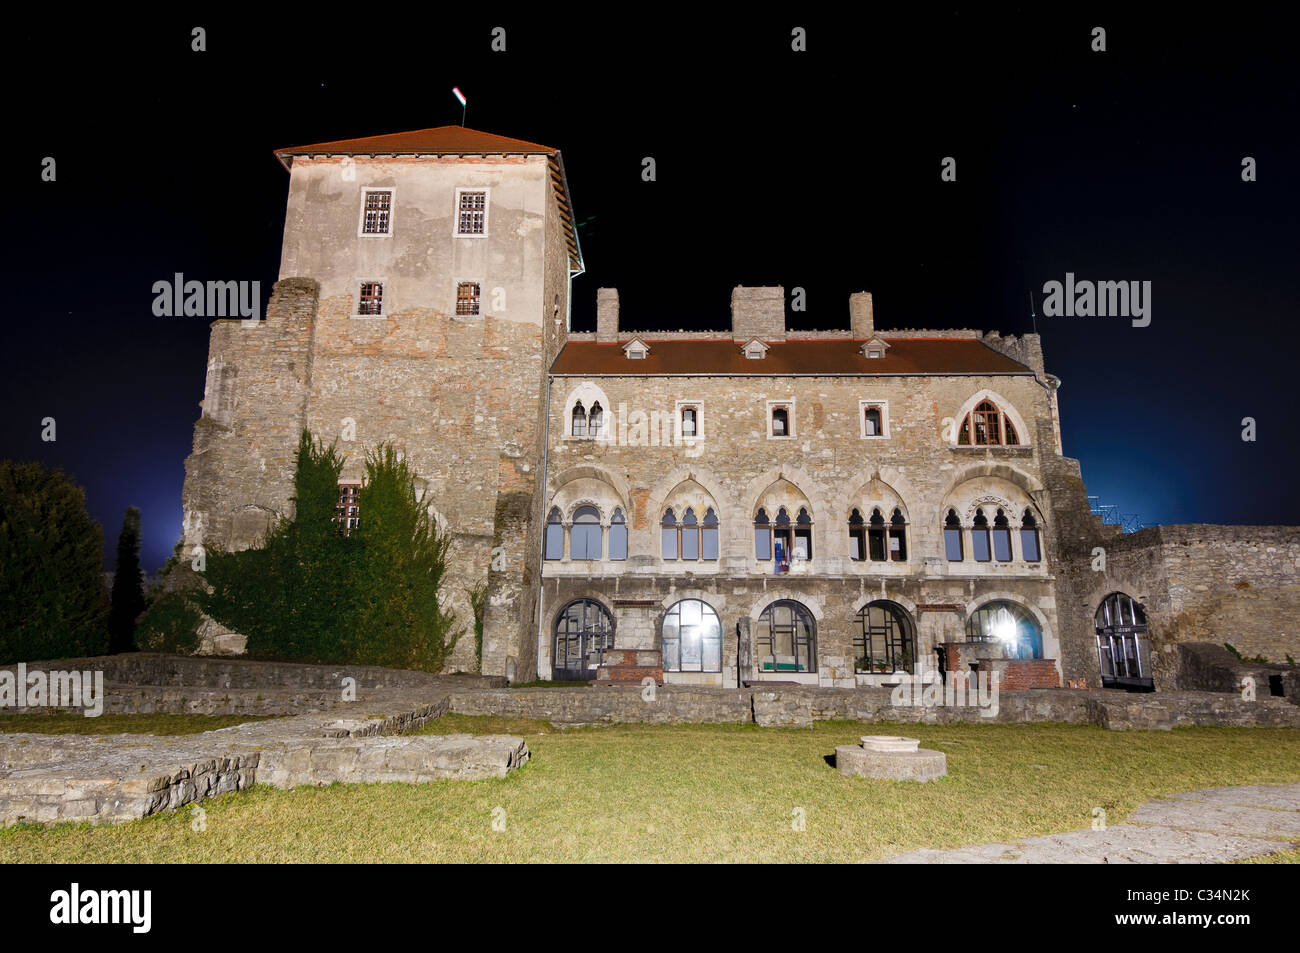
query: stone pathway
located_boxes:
[882,783,1300,863]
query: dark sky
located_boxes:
[4,9,1297,572]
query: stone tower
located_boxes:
[181,126,584,678]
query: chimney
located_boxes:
[730,286,786,342]
[849,291,874,338]
[596,288,619,342]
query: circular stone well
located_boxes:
[836,737,947,782]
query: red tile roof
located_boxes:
[273,126,559,162]
[550,338,1033,376]
[273,126,583,273]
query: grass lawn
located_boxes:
[0,711,275,735]
[1,716,1298,862]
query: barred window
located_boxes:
[456,281,481,316]
[358,282,383,316]
[361,190,392,235]
[335,483,360,535]
[457,190,487,234]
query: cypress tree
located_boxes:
[108,506,146,653]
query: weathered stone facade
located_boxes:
[179,125,1300,691]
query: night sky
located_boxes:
[5,10,1297,573]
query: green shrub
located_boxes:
[198,431,460,671]
[0,461,108,663]
[135,592,202,654]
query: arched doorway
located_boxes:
[754,600,817,674]
[854,601,916,675]
[965,600,1043,659]
[553,599,614,681]
[1095,592,1153,691]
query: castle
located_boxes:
[180,126,1300,693]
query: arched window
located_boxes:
[889,507,908,561]
[794,507,813,561]
[854,601,915,674]
[609,508,627,561]
[544,507,564,560]
[992,508,1012,562]
[701,507,719,561]
[570,505,602,560]
[754,507,771,560]
[662,599,722,673]
[553,599,613,680]
[1095,592,1147,629]
[848,508,866,561]
[571,401,587,437]
[680,507,700,560]
[774,507,792,567]
[588,401,603,438]
[1094,592,1151,689]
[971,508,992,562]
[958,399,1020,446]
[868,508,887,561]
[1020,508,1041,562]
[944,509,964,561]
[661,507,678,561]
[965,600,1043,659]
[755,600,816,673]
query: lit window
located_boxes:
[662,599,722,673]
[793,507,813,561]
[457,190,487,234]
[966,601,1042,659]
[456,281,481,316]
[358,282,383,316]
[360,190,392,235]
[958,400,1020,446]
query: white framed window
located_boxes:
[455,280,482,317]
[357,188,394,236]
[859,400,890,439]
[454,188,489,236]
[354,280,385,317]
[767,399,795,439]
[676,400,703,440]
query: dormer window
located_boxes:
[741,338,769,360]
[623,338,650,360]
[860,337,891,359]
